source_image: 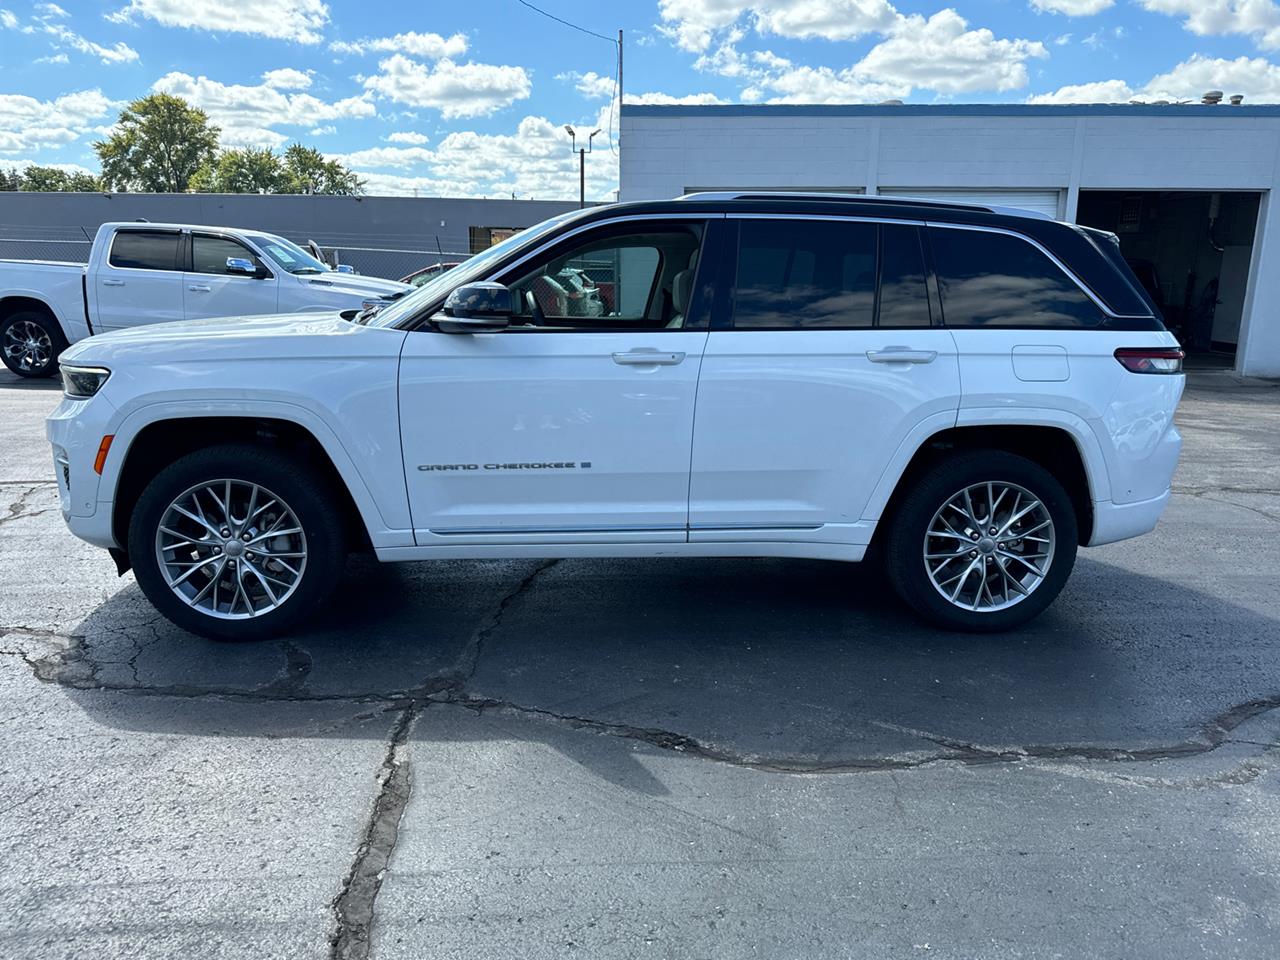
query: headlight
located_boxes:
[61,365,111,399]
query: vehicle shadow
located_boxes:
[33,552,1280,795]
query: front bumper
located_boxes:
[46,392,120,550]
[1088,488,1172,547]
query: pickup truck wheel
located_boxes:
[885,451,1078,632]
[128,445,346,641]
[1,310,67,378]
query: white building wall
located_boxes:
[620,105,1280,377]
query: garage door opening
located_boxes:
[1076,191,1261,366]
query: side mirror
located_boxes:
[434,282,515,333]
[226,257,267,278]
[335,264,357,274]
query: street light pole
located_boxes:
[564,126,601,209]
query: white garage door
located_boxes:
[879,189,1062,219]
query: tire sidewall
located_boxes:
[128,445,345,641]
[886,451,1079,632]
[1,310,67,379]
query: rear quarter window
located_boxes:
[929,226,1103,328]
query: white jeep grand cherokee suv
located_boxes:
[47,193,1185,640]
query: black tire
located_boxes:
[1,309,68,378]
[128,444,347,641]
[885,450,1078,632]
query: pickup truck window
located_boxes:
[192,235,262,276]
[254,234,330,276]
[108,231,181,272]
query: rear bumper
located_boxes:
[1088,488,1171,547]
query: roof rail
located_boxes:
[675,190,1053,220]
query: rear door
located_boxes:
[184,232,279,320]
[93,229,185,331]
[688,215,961,545]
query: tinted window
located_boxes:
[108,231,180,271]
[192,235,260,275]
[930,227,1102,327]
[878,224,931,327]
[733,219,875,328]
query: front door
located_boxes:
[183,233,279,320]
[398,217,714,544]
[688,216,961,543]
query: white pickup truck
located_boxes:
[0,222,410,377]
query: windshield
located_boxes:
[252,233,333,276]
[364,211,583,328]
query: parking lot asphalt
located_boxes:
[2,366,1280,959]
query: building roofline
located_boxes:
[621,103,1280,119]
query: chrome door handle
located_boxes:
[102,279,125,287]
[612,350,685,366]
[187,284,211,292]
[867,347,937,364]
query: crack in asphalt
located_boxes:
[0,484,56,528]
[444,558,559,686]
[329,704,417,960]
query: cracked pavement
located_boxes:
[2,367,1280,959]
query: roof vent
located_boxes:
[1202,90,1224,104]
[1229,94,1244,105]
[878,99,904,106]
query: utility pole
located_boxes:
[618,28,623,147]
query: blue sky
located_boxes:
[2,0,1279,198]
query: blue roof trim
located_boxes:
[622,103,1280,119]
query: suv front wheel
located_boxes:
[128,445,346,641]
[885,451,1078,631]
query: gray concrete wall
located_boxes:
[0,193,586,279]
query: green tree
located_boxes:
[0,167,21,190]
[280,143,364,196]
[19,166,71,191]
[191,147,287,194]
[64,170,102,192]
[94,93,220,192]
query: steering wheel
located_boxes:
[524,290,548,327]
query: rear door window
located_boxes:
[108,231,181,271]
[929,227,1103,327]
[731,219,876,329]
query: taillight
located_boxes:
[1114,347,1184,374]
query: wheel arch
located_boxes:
[870,422,1097,549]
[109,413,379,556]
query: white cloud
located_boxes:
[754,0,899,40]
[35,2,67,16]
[560,70,616,99]
[0,89,115,154]
[35,52,69,63]
[262,68,312,90]
[1027,79,1136,102]
[0,10,18,29]
[309,124,336,135]
[386,130,429,144]
[329,30,467,59]
[1140,0,1280,49]
[361,55,532,119]
[330,144,435,169]
[108,0,330,44]
[657,0,750,52]
[43,24,139,63]
[626,91,727,104]
[152,71,375,148]
[855,10,1048,94]
[1029,0,1114,14]
[1029,54,1280,103]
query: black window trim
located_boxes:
[924,221,1150,322]
[105,227,184,274]
[187,230,275,280]
[719,214,935,331]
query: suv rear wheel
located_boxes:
[128,444,346,641]
[885,451,1078,631]
[2,310,67,378]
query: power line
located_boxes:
[514,0,617,44]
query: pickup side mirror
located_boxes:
[434,282,515,333]
[227,257,270,279]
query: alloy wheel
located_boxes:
[3,319,53,374]
[154,479,307,619]
[923,480,1056,613]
